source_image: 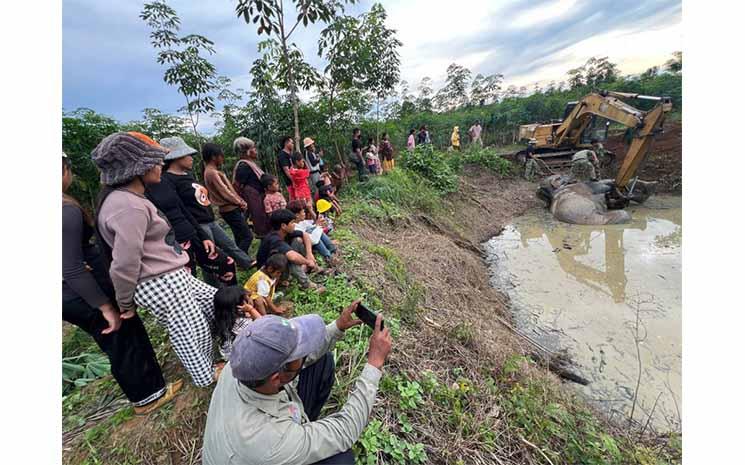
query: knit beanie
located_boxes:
[91,132,167,186]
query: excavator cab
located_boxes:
[580,116,610,144]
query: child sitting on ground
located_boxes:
[262,174,287,214]
[316,181,342,216]
[213,286,262,359]
[287,200,340,267]
[316,199,336,234]
[244,253,289,315]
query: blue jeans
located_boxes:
[313,233,337,259]
[199,221,254,270]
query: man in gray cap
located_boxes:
[202,301,392,465]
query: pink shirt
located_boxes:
[407,134,415,150]
[264,191,287,214]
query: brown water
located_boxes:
[485,196,681,431]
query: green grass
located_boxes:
[62,163,680,465]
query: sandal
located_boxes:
[133,379,183,415]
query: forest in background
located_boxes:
[62,1,681,210]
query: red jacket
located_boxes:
[289,167,311,200]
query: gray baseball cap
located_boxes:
[230,314,327,382]
[160,136,199,161]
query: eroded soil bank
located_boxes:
[63,165,681,464]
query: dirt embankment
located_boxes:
[64,166,679,464]
[605,120,682,194]
[350,168,539,358]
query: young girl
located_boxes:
[289,153,316,220]
[244,253,289,315]
[262,174,287,214]
[287,200,339,267]
[407,128,416,151]
[213,286,262,360]
[365,137,380,175]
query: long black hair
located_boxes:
[93,181,131,271]
[213,286,246,346]
[62,156,94,227]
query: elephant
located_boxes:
[537,175,656,225]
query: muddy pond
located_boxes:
[485,196,681,432]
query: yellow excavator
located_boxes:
[518,90,672,207]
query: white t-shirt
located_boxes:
[295,220,324,245]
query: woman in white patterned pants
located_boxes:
[93,131,219,388]
[135,269,217,386]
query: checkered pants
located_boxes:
[134,268,217,387]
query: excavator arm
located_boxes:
[552,91,672,188]
[614,94,672,187]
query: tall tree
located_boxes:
[480,73,503,104]
[567,65,585,89]
[141,0,217,148]
[235,0,354,150]
[360,3,401,143]
[124,108,187,140]
[416,76,434,112]
[665,51,682,73]
[470,73,485,105]
[318,12,367,160]
[434,63,472,111]
[584,56,619,87]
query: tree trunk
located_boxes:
[277,14,300,152]
[376,94,380,146]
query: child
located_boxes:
[287,200,339,267]
[365,137,380,175]
[262,174,287,214]
[213,286,262,359]
[289,153,316,220]
[330,164,346,192]
[244,253,289,315]
[316,199,336,234]
[317,182,342,216]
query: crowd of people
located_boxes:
[402,121,483,153]
[62,129,394,464]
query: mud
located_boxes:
[484,196,681,431]
[605,120,682,193]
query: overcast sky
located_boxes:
[63,0,681,128]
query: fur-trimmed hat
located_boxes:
[91,132,166,185]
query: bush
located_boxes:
[342,168,441,216]
[461,148,514,176]
[398,145,458,194]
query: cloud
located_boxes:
[63,0,682,129]
[382,0,681,88]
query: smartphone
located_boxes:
[354,303,384,330]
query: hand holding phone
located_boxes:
[354,302,384,330]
